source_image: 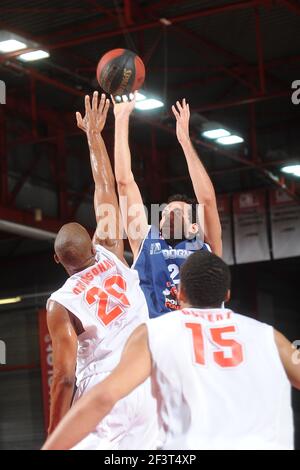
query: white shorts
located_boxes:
[71,372,160,450]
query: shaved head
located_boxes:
[54,223,95,274]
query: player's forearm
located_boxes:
[180,137,216,204]
[204,213,223,256]
[86,131,115,189]
[43,386,115,450]
[114,115,135,186]
[180,138,222,255]
[48,375,75,435]
[114,115,148,257]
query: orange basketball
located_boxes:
[96,48,145,96]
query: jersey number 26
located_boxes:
[85,275,130,326]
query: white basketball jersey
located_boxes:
[147,308,294,450]
[49,245,149,385]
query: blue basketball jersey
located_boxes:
[133,225,210,318]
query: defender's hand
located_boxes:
[172,98,190,144]
[76,91,110,134]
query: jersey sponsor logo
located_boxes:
[149,242,162,255]
[150,245,193,260]
[163,282,180,310]
[162,248,193,260]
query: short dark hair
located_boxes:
[180,251,231,308]
[167,194,197,223]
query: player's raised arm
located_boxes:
[274,330,300,390]
[46,301,78,435]
[113,95,149,261]
[172,99,222,257]
[42,324,151,450]
[76,91,125,262]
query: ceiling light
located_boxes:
[281,164,300,177]
[202,128,230,140]
[0,296,22,305]
[18,50,49,62]
[0,39,27,53]
[135,92,146,101]
[217,135,244,145]
[135,98,164,110]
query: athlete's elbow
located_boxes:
[53,372,75,388]
[116,173,135,188]
[95,388,118,412]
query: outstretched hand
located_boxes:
[172,98,190,144]
[76,91,110,134]
[112,92,136,119]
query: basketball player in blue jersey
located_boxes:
[113,95,222,317]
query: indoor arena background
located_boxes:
[0,0,300,450]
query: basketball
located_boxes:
[96,48,145,96]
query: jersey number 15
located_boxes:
[186,322,244,368]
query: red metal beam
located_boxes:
[69,182,93,219]
[8,153,41,207]
[124,0,134,25]
[30,77,38,138]
[0,363,39,372]
[170,25,256,91]
[138,113,250,167]
[46,1,261,50]
[56,130,68,220]
[0,7,100,13]
[193,89,290,113]
[162,158,300,179]
[148,129,161,202]
[249,103,259,163]
[280,0,300,16]
[4,61,85,97]
[37,15,114,44]
[137,112,300,203]
[0,20,93,68]
[0,206,65,233]
[169,75,226,91]
[254,7,266,94]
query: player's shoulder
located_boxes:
[232,311,272,331]
[47,278,74,307]
[147,310,182,329]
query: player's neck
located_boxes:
[182,302,224,310]
[68,256,96,276]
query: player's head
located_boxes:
[179,251,231,308]
[54,223,95,275]
[160,194,199,246]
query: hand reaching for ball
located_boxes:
[112,92,137,119]
[76,91,110,134]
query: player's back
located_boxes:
[49,244,148,385]
[146,308,294,450]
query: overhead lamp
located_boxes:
[135,98,164,110]
[0,39,27,53]
[0,296,22,305]
[202,128,230,139]
[18,50,49,62]
[0,30,50,61]
[281,164,300,177]
[217,135,244,145]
